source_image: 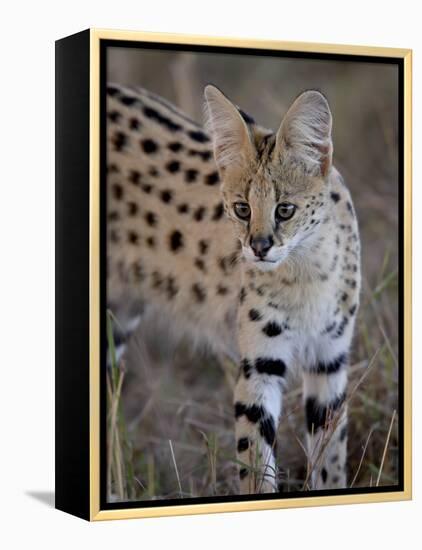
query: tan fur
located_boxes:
[107,83,361,493]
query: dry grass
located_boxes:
[106,261,399,501]
[106,49,400,502]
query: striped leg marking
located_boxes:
[303,353,348,490]
[234,357,286,493]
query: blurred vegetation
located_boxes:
[107,48,399,501]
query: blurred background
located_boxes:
[107,46,399,501]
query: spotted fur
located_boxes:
[107,83,361,494]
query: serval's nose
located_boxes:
[250,235,274,259]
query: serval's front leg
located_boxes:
[303,352,349,490]
[234,304,292,494]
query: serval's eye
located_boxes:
[233,202,251,220]
[276,202,296,221]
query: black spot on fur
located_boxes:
[175,203,188,215]
[141,138,158,154]
[127,202,138,216]
[168,142,183,152]
[321,468,328,483]
[198,239,209,255]
[188,130,209,143]
[107,163,120,174]
[129,117,140,130]
[262,321,283,337]
[249,309,262,321]
[306,394,346,433]
[347,201,354,216]
[166,276,179,299]
[112,131,127,151]
[255,285,268,297]
[120,95,137,106]
[145,211,157,227]
[255,357,286,377]
[128,170,141,184]
[188,149,212,162]
[234,402,263,423]
[193,206,206,221]
[345,278,357,289]
[112,184,123,200]
[330,191,341,203]
[108,110,121,123]
[332,475,339,483]
[339,425,348,441]
[333,316,349,338]
[106,86,119,97]
[312,353,347,375]
[347,263,358,273]
[241,359,252,379]
[169,230,183,252]
[108,211,119,222]
[260,415,276,447]
[192,283,206,303]
[128,231,139,245]
[219,252,239,274]
[146,236,155,248]
[237,437,249,453]
[194,258,206,272]
[185,169,198,183]
[141,182,153,194]
[205,171,220,186]
[239,287,247,304]
[349,304,358,316]
[148,167,159,177]
[236,403,276,450]
[239,468,248,480]
[216,285,229,295]
[212,202,225,221]
[151,271,163,289]
[143,106,182,132]
[166,160,181,173]
[160,190,173,203]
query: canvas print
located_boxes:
[104,44,401,505]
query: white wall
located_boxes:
[0,0,419,548]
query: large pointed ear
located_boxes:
[276,91,333,177]
[204,85,255,172]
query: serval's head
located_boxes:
[205,85,333,272]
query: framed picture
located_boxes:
[55,29,412,521]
